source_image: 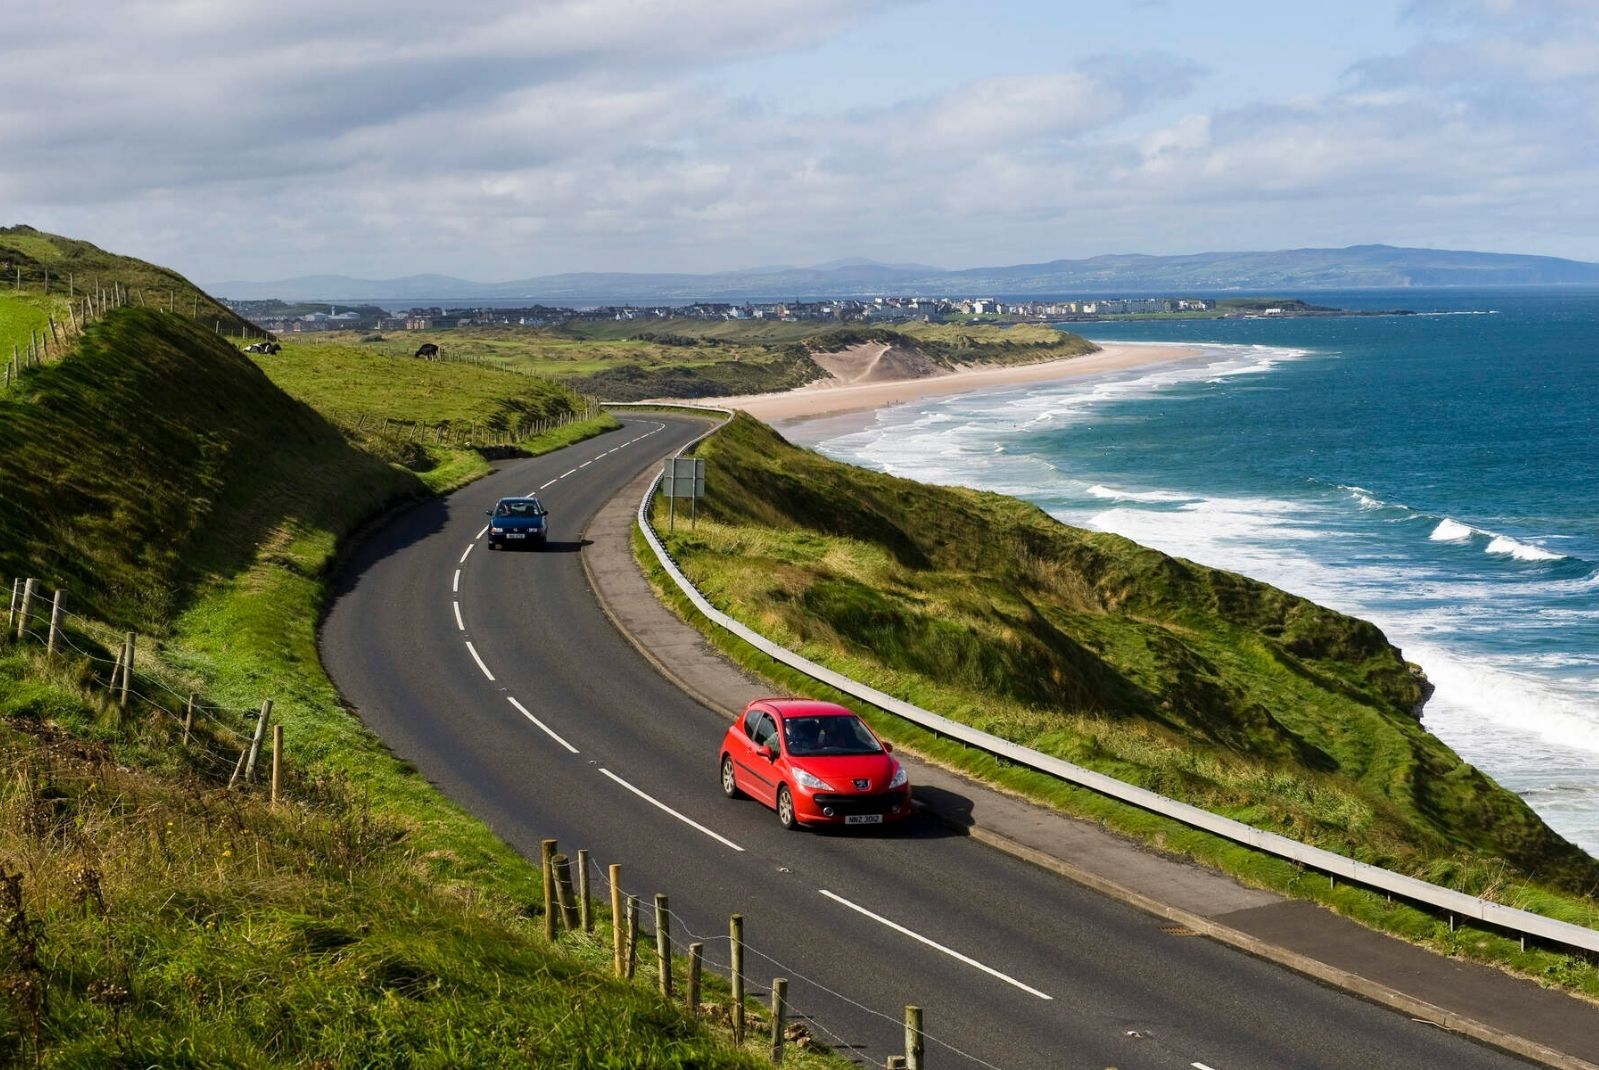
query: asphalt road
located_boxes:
[322,416,1537,1070]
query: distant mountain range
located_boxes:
[210,244,1599,304]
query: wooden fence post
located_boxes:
[576,848,592,932]
[183,693,195,746]
[904,1005,924,1070]
[687,942,703,1017]
[46,589,63,656]
[553,854,579,932]
[541,839,557,942]
[270,724,283,805]
[655,893,672,998]
[610,864,625,977]
[730,913,746,1044]
[16,577,35,641]
[625,895,640,979]
[243,698,271,778]
[770,978,788,1065]
[6,578,20,635]
[227,745,249,788]
[119,632,135,708]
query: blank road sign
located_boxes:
[661,457,705,499]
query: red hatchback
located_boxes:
[720,698,911,830]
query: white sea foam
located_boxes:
[1430,518,1475,542]
[1085,485,1194,504]
[1485,535,1564,562]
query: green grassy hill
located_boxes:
[1,225,253,337]
[663,416,1599,899]
[0,272,817,1063]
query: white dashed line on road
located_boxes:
[464,640,495,681]
[817,889,1052,1000]
[452,569,461,593]
[540,480,556,490]
[453,601,464,631]
[1193,1063,1220,1070]
[476,524,489,539]
[507,697,579,754]
[560,468,577,478]
[599,768,745,852]
[459,543,474,564]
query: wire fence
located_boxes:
[4,577,274,787]
[582,851,977,1069]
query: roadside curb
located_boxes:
[580,424,1599,1070]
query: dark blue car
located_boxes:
[485,497,548,549]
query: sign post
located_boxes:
[659,457,706,532]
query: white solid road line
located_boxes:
[459,543,474,564]
[507,697,579,754]
[453,601,464,631]
[817,889,1052,1001]
[464,640,495,681]
[452,569,460,593]
[598,768,745,852]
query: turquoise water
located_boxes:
[789,290,1599,853]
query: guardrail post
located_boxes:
[730,913,746,1044]
[770,978,788,1064]
[655,893,672,998]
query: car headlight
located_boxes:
[792,769,834,791]
[491,527,504,534]
[888,763,907,789]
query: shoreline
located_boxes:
[700,342,1203,427]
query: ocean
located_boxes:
[786,290,1599,854]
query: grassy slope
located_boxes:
[1,226,253,336]
[0,307,825,1065]
[665,416,1599,895]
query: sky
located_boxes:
[3,0,1598,283]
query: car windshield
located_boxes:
[782,715,881,757]
[496,500,545,517]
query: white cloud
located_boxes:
[4,0,1599,280]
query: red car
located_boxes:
[720,698,911,830]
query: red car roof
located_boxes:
[751,698,857,718]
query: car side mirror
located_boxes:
[484,510,493,516]
[761,745,777,762]
[882,741,893,754]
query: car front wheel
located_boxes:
[720,755,743,799]
[776,785,799,831]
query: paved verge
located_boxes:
[584,465,1599,1070]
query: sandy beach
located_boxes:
[702,342,1202,426]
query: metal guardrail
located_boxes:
[611,402,1599,957]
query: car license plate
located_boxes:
[507,533,526,539]
[845,814,882,825]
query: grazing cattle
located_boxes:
[414,343,440,359]
[246,341,281,354]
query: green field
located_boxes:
[0,298,835,1065]
[293,317,1098,402]
[639,414,1599,993]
